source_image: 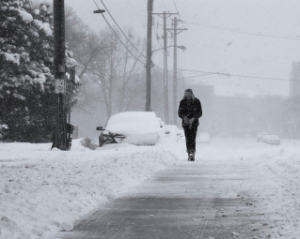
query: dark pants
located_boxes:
[183,125,198,153]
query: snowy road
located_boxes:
[59,150,274,239]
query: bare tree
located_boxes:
[64,7,146,119]
[89,29,145,118]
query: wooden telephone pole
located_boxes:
[167,17,187,125]
[52,0,67,150]
[145,0,153,111]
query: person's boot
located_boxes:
[190,151,195,161]
[187,150,191,161]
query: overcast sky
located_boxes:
[65,0,300,97]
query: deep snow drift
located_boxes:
[0,135,300,239]
[0,130,184,239]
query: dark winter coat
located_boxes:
[178,98,202,127]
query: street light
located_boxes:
[152,45,187,54]
[176,45,187,51]
[93,9,105,14]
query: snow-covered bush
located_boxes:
[0,0,79,142]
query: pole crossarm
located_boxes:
[153,12,179,18]
[166,28,188,31]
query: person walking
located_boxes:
[178,89,202,161]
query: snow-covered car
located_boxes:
[97,112,161,147]
[263,135,281,145]
[256,132,268,142]
[197,132,211,144]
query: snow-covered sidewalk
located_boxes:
[197,138,300,239]
[0,135,184,239]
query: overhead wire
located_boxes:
[178,68,292,82]
[187,22,300,41]
[172,0,186,28]
[126,0,144,21]
[99,0,147,58]
[161,0,170,12]
[92,0,146,65]
[173,0,179,13]
[126,0,163,54]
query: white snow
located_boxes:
[12,93,26,101]
[66,57,78,68]
[1,133,300,239]
[0,124,8,130]
[74,75,80,84]
[194,138,300,239]
[197,132,211,144]
[33,20,53,36]
[17,9,33,23]
[0,132,181,239]
[42,25,53,37]
[106,112,160,135]
[104,112,162,145]
[33,9,40,15]
[1,53,20,65]
[40,5,47,12]
[33,74,46,87]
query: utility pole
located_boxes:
[52,0,67,150]
[167,18,187,125]
[152,12,178,124]
[145,0,153,111]
[163,12,169,124]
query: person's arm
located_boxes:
[194,99,202,119]
[178,101,186,119]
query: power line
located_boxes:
[92,0,146,65]
[161,0,170,12]
[125,1,163,56]
[99,0,147,58]
[172,0,185,28]
[173,0,179,13]
[187,22,300,41]
[127,0,144,21]
[178,68,292,82]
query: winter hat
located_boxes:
[185,89,193,94]
[184,88,195,100]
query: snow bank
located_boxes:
[0,137,181,239]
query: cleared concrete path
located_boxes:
[61,157,272,239]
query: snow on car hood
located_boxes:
[105,112,160,135]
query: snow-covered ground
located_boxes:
[1,134,300,239]
[197,138,300,239]
[0,129,185,239]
